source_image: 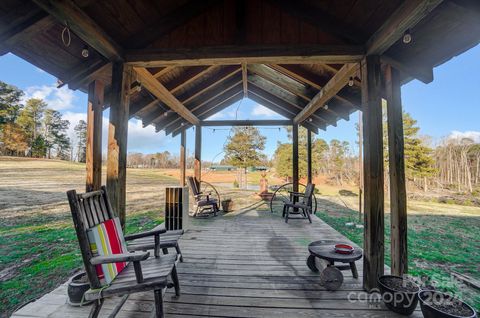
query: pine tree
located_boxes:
[16,99,47,154]
[74,120,87,162]
[224,127,266,187]
[0,81,23,126]
[43,109,70,158]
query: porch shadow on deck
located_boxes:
[12,206,419,318]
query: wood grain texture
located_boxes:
[106,63,133,228]
[85,80,104,192]
[384,65,408,276]
[361,55,385,291]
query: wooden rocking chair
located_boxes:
[282,183,315,223]
[67,186,180,318]
[187,176,219,217]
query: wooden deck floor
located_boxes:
[13,206,422,317]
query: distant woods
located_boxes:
[0,80,87,161]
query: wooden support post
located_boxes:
[361,56,385,291]
[180,130,186,186]
[194,125,202,189]
[307,129,312,184]
[385,65,408,276]
[86,80,104,192]
[292,124,299,192]
[106,63,133,228]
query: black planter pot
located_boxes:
[419,290,477,318]
[67,272,92,306]
[378,275,419,315]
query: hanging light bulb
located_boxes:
[180,122,184,127]
[324,104,329,110]
[402,29,412,44]
[164,111,168,117]
[348,76,354,87]
[308,118,313,122]
[81,45,89,58]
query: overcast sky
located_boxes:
[0,44,479,162]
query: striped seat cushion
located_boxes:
[87,217,128,285]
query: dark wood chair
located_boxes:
[67,186,180,318]
[282,183,315,223]
[187,176,219,217]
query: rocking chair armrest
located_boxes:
[124,226,167,241]
[90,251,150,265]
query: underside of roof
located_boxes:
[1,0,479,136]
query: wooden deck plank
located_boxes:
[13,208,407,318]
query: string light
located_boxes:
[403,29,412,44]
[308,118,313,122]
[81,45,89,58]
[324,104,329,110]
[348,77,354,87]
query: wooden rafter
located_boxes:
[248,64,316,101]
[125,44,364,67]
[270,64,361,109]
[241,63,248,97]
[294,63,359,124]
[129,99,159,119]
[167,66,215,94]
[134,67,199,125]
[32,0,123,61]
[58,60,109,90]
[0,11,53,55]
[163,83,243,133]
[367,0,444,55]
[153,66,174,79]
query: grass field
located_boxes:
[1,157,479,316]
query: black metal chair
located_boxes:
[282,183,315,223]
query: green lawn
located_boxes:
[0,210,163,317]
[316,197,480,312]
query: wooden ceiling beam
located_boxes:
[134,67,199,125]
[271,64,361,109]
[126,0,222,49]
[167,66,214,94]
[294,63,359,125]
[248,64,316,101]
[32,0,123,61]
[168,89,244,136]
[125,44,364,67]
[248,74,306,111]
[242,63,248,97]
[58,60,109,90]
[153,66,174,79]
[0,6,53,55]
[381,55,433,84]
[162,83,243,133]
[367,0,444,55]
[129,99,159,119]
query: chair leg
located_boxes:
[88,299,104,318]
[306,208,312,223]
[162,247,169,255]
[285,207,289,223]
[175,243,184,262]
[154,289,164,318]
[171,265,181,297]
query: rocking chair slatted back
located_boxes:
[187,176,200,197]
[302,183,315,207]
[67,186,116,289]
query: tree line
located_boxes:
[0,80,88,161]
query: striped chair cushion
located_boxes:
[87,217,128,285]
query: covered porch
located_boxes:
[12,206,421,318]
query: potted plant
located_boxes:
[221,198,233,212]
[378,275,420,315]
[67,272,92,306]
[418,290,477,318]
